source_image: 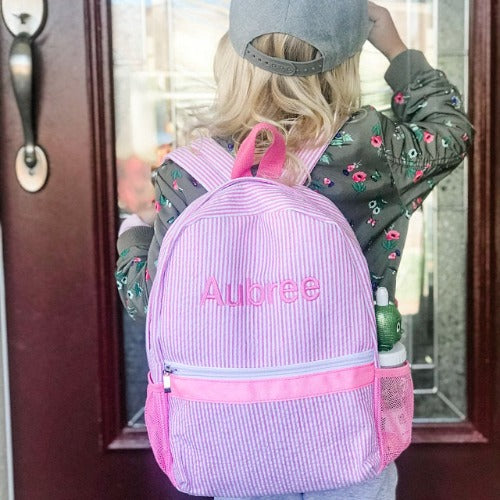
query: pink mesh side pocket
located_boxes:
[375,362,414,470]
[144,374,175,484]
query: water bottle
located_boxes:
[378,341,407,368]
[375,287,407,367]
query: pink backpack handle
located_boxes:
[231,123,286,180]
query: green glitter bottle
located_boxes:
[375,287,403,352]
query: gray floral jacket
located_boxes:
[116,50,472,320]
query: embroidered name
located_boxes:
[201,277,320,306]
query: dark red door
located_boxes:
[0,1,498,499]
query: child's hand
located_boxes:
[367,2,408,61]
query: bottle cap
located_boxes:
[375,286,389,306]
[379,341,407,368]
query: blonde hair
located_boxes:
[199,33,361,184]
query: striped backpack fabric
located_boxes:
[145,123,413,497]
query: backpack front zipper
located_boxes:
[162,350,374,393]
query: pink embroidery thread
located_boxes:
[201,276,321,306]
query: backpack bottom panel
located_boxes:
[168,385,380,497]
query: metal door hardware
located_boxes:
[2,0,48,192]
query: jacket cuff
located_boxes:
[117,225,154,255]
[384,49,434,91]
[118,213,152,236]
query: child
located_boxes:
[116,1,471,498]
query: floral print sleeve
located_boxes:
[308,50,472,301]
[116,160,206,319]
[377,49,472,212]
[366,50,472,296]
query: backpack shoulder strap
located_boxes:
[165,118,348,190]
[165,137,234,191]
[294,117,350,185]
[295,143,331,185]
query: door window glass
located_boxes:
[112,0,469,426]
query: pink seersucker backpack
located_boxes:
[144,123,413,497]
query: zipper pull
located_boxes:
[163,366,173,393]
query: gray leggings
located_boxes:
[215,462,398,500]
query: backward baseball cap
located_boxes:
[229,0,371,76]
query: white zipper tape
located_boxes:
[164,350,374,384]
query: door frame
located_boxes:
[0,0,496,498]
[0,226,14,500]
[465,0,499,445]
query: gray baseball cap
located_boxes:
[229,0,371,76]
